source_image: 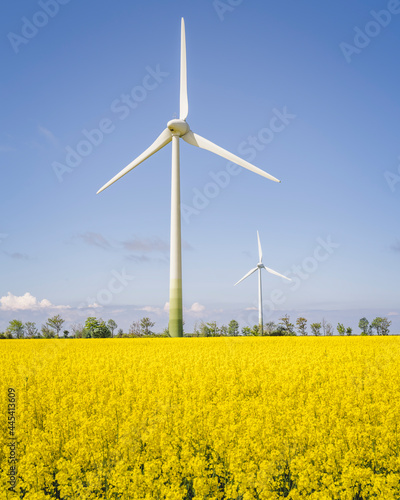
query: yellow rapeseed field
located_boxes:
[1,337,400,500]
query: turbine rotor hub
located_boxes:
[167,119,189,137]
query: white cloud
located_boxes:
[188,302,205,313]
[87,302,102,309]
[163,302,169,312]
[245,306,258,311]
[388,311,399,316]
[0,292,69,311]
[141,305,161,314]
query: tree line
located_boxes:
[0,314,392,339]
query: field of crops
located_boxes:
[1,337,400,500]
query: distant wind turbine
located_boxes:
[235,231,291,335]
[97,19,281,337]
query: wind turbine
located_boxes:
[235,231,291,335]
[97,19,281,337]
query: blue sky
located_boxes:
[1,0,399,334]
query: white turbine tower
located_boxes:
[235,231,291,335]
[97,19,281,337]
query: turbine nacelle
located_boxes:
[234,232,291,287]
[167,119,190,137]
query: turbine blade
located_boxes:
[257,230,263,262]
[234,267,258,286]
[262,265,291,281]
[182,130,280,183]
[180,18,188,120]
[97,128,172,194]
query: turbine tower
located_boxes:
[235,231,291,335]
[97,19,281,337]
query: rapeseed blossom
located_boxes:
[1,337,399,499]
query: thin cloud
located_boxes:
[391,240,400,252]
[2,251,30,260]
[123,236,193,253]
[38,125,58,146]
[75,232,192,258]
[77,232,112,250]
[122,236,170,253]
[125,254,168,265]
[125,254,151,262]
[0,292,70,311]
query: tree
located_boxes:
[140,317,155,335]
[310,322,322,336]
[84,317,111,338]
[346,327,352,336]
[270,325,289,336]
[296,317,308,336]
[194,321,210,337]
[371,317,384,335]
[63,330,69,338]
[6,320,25,339]
[325,322,334,336]
[337,323,345,336]
[71,323,84,338]
[41,324,56,339]
[264,321,276,336]
[220,325,228,336]
[25,322,39,339]
[93,323,111,338]
[322,318,330,336]
[107,319,117,338]
[228,320,239,336]
[370,317,391,336]
[241,326,251,336]
[206,321,218,336]
[116,328,125,337]
[46,315,65,337]
[381,317,391,336]
[279,315,295,335]
[358,317,370,335]
[129,321,141,336]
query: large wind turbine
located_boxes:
[235,231,291,335]
[97,19,281,337]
